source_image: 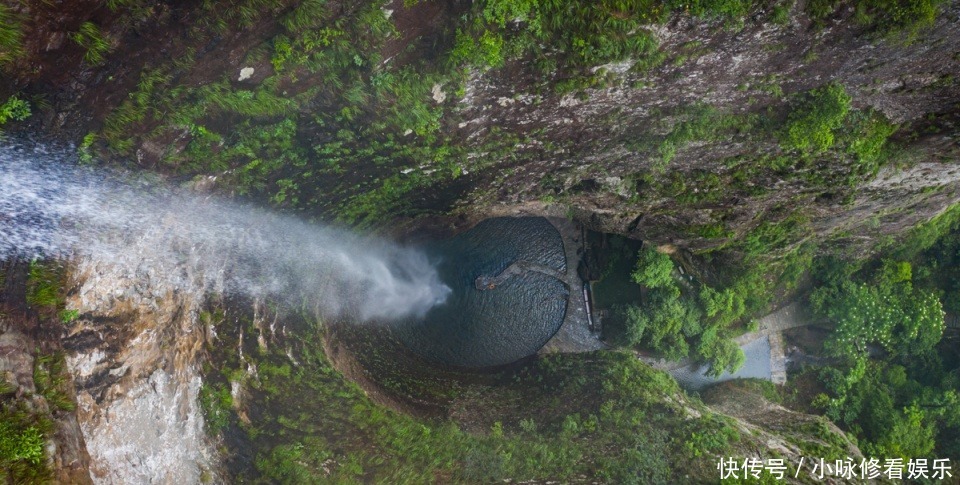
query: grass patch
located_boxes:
[199,382,233,434]
[453,0,755,76]
[0,404,51,483]
[33,353,77,413]
[0,4,23,65]
[26,261,81,326]
[26,261,65,309]
[0,95,30,126]
[809,0,943,42]
[70,22,111,65]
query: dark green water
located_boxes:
[394,217,568,368]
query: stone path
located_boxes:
[734,301,812,346]
[533,217,813,385]
[475,261,567,291]
[746,302,813,385]
[768,332,787,385]
[539,217,606,354]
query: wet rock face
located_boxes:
[0,329,37,395]
[3,1,958,257]
[62,257,219,484]
[452,5,960,252]
[0,326,94,484]
[0,263,93,484]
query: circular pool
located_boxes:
[394,217,569,368]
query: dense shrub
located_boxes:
[807,207,960,461]
[782,84,852,152]
[0,95,30,126]
[631,247,675,289]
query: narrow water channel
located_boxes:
[667,337,773,391]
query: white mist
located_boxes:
[0,143,450,321]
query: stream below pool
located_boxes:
[667,337,773,391]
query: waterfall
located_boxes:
[0,142,450,322]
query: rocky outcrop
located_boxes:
[3,1,958,258]
[452,3,960,253]
[0,264,93,484]
[704,380,863,482]
[61,257,220,484]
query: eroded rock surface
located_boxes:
[704,380,863,479]
[62,257,219,484]
[0,264,93,484]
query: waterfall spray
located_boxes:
[0,143,450,321]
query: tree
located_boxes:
[782,83,851,152]
[631,248,675,289]
[617,305,648,347]
[699,286,746,326]
[870,404,936,460]
[812,272,944,361]
[696,326,745,377]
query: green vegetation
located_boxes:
[26,260,82,327]
[0,95,30,126]
[593,213,818,375]
[26,261,63,308]
[631,246,675,288]
[602,246,748,376]
[0,420,44,466]
[808,0,943,42]
[78,133,98,164]
[0,4,23,66]
[614,89,896,239]
[589,235,644,311]
[58,309,80,324]
[0,403,50,484]
[0,270,81,483]
[770,0,793,25]
[79,0,790,225]
[199,382,233,433]
[451,0,755,75]
[71,0,907,232]
[0,269,77,483]
[801,202,960,461]
[846,110,897,166]
[70,22,111,65]
[87,1,477,224]
[0,339,76,481]
[33,352,77,413]
[26,261,66,309]
[812,260,944,359]
[781,83,851,153]
[201,305,751,483]
[656,106,754,169]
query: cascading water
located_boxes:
[0,142,450,322]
